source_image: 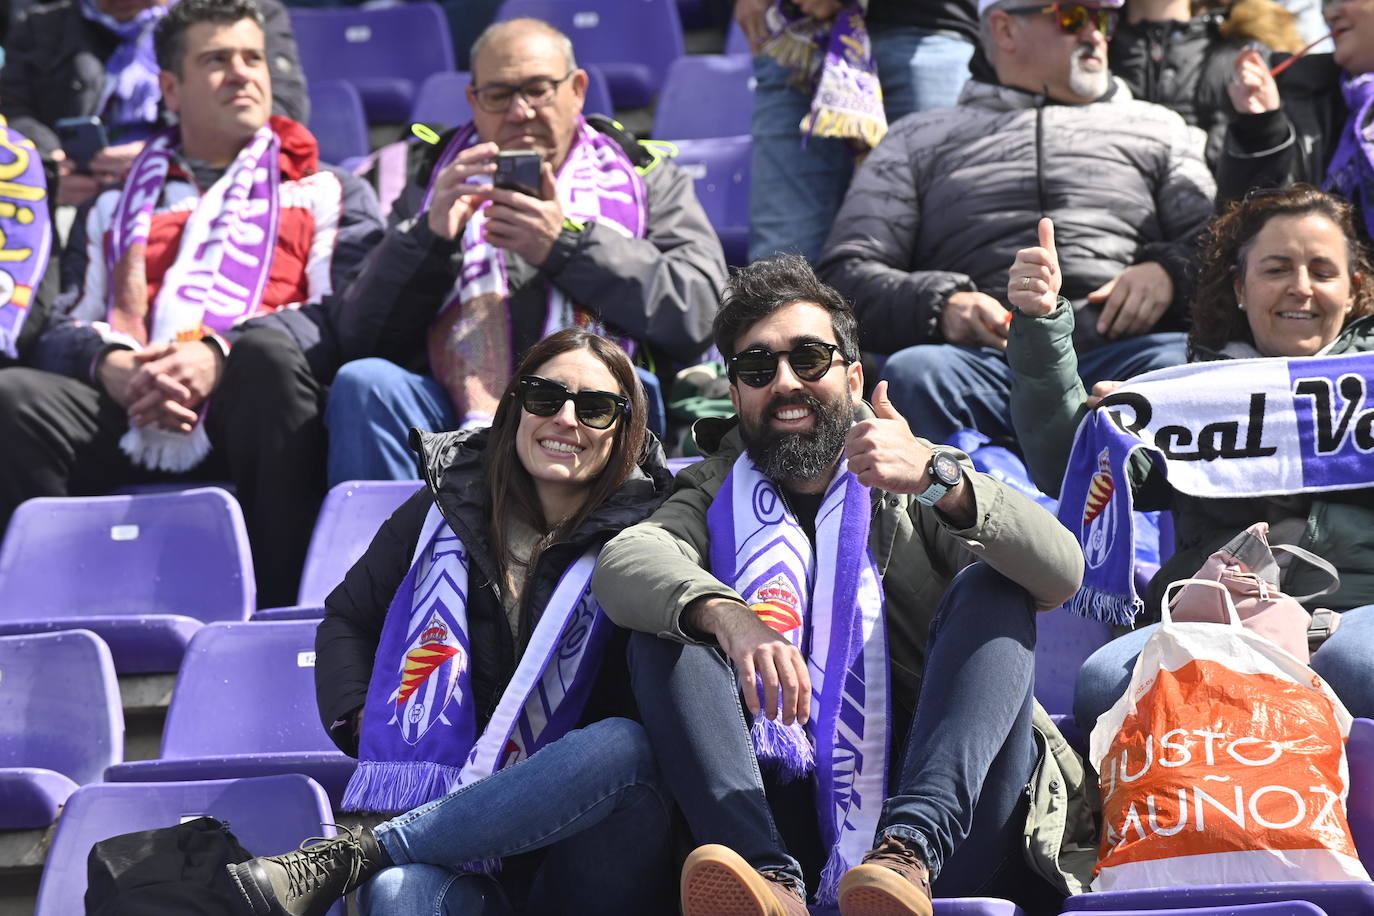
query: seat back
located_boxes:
[290,3,455,121]
[652,54,754,139]
[1350,717,1374,869]
[298,480,421,606]
[666,135,750,265]
[1079,905,1329,916]
[0,488,254,621]
[496,0,683,108]
[34,775,337,916]
[159,621,337,759]
[0,630,122,784]
[309,79,370,166]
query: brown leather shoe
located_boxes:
[680,844,809,916]
[837,835,934,916]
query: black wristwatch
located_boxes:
[916,451,963,507]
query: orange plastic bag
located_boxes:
[1088,580,1370,891]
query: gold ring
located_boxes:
[1020,276,1032,290]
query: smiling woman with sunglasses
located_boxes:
[231,329,677,916]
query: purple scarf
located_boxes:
[708,454,890,905]
[0,119,53,360]
[79,0,171,137]
[1326,73,1374,241]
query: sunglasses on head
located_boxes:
[727,342,847,389]
[516,376,629,430]
[1003,2,1120,38]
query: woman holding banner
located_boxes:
[1005,185,1374,730]
[228,328,675,916]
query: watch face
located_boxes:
[931,452,962,487]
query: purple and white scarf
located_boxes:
[1326,72,1374,242]
[421,117,646,425]
[708,454,890,905]
[761,1,887,150]
[79,0,170,137]
[0,119,53,360]
[105,125,280,471]
[343,502,612,818]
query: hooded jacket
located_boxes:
[817,74,1216,356]
[315,425,674,756]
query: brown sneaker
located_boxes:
[680,844,809,916]
[837,835,934,916]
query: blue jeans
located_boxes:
[882,333,1188,448]
[364,717,674,915]
[747,29,973,263]
[325,358,667,485]
[1074,604,1374,734]
[628,564,1058,905]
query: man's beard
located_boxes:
[739,391,854,486]
[1067,51,1109,100]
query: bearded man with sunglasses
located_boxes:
[817,0,1216,453]
[322,16,727,484]
[593,255,1096,916]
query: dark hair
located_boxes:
[713,254,860,363]
[485,328,647,599]
[154,0,264,75]
[1189,185,1374,356]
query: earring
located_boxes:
[1237,301,1246,311]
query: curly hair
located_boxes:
[1188,185,1374,358]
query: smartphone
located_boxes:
[493,150,543,198]
[55,116,110,173]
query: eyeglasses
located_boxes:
[471,72,576,114]
[728,342,847,388]
[517,375,629,429]
[1002,2,1120,38]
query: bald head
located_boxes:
[470,17,576,81]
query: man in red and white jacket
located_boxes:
[0,0,382,608]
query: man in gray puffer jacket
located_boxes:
[817,0,1215,450]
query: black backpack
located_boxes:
[85,816,255,916]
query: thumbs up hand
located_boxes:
[844,380,934,494]
[1008,217,1061,318]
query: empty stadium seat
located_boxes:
[410,64,614,132]
[1067,905,1329,916]
[652,54,754,139]
[1062,884,1374,914]
[496,0,684,108]
[34,774,341,916]
[0,630,123,828]
[665,135,750,266]
[0,488,254,672]
[104,621,356,808]
[309,79,370,169]
[725,20,750,56]
[289,2,456,123]
[1350,717,1374,870]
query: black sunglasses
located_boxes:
[516,375,629,429]
[728,342,847,388]
[1003,2,1119,38]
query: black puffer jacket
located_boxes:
[0,0,308,158]
[1110,13,1248,170]
[315,426,674,756]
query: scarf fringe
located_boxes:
[815,845,849,906]
[751,715,815,782]
[762,30,820,72]
[341,759,463,814]
[801,109,887,149]
[1068,584,1142,627]
[119,423,211,473]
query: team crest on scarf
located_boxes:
[1081,448,1117,571]
[390,609,467,745]
[748,574,803,634]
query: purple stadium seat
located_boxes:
[1349,718,1374,870]
[0,630,123,828]
[725,20,751,55]
[1063,884,1374,915]
[34,775,341,916]
[652,54,754,139]
[309,79,370,170]
[0,488,253,672]
[810,899,1025,916]
[496,0,684,108]
[410,65,614,131]
[289,3,456,123]
[1033,605,1113,721]
[1073,905,1329,916]
[666,135,750,266]
[104,621,356,808]
[667,456,703,475]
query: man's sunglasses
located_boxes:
[517,376,629,430]
[727,342,848,388]
[1002,2,1120,38]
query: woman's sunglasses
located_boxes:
[1003,2,1120,38]
[517,376,629,430]
[727,342,847,388]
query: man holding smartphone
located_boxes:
[323,17,728,483]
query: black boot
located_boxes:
[227,824,390,916]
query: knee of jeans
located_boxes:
[583,717,660,782]
[881,346,960,398]
[938,564,1036,636]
